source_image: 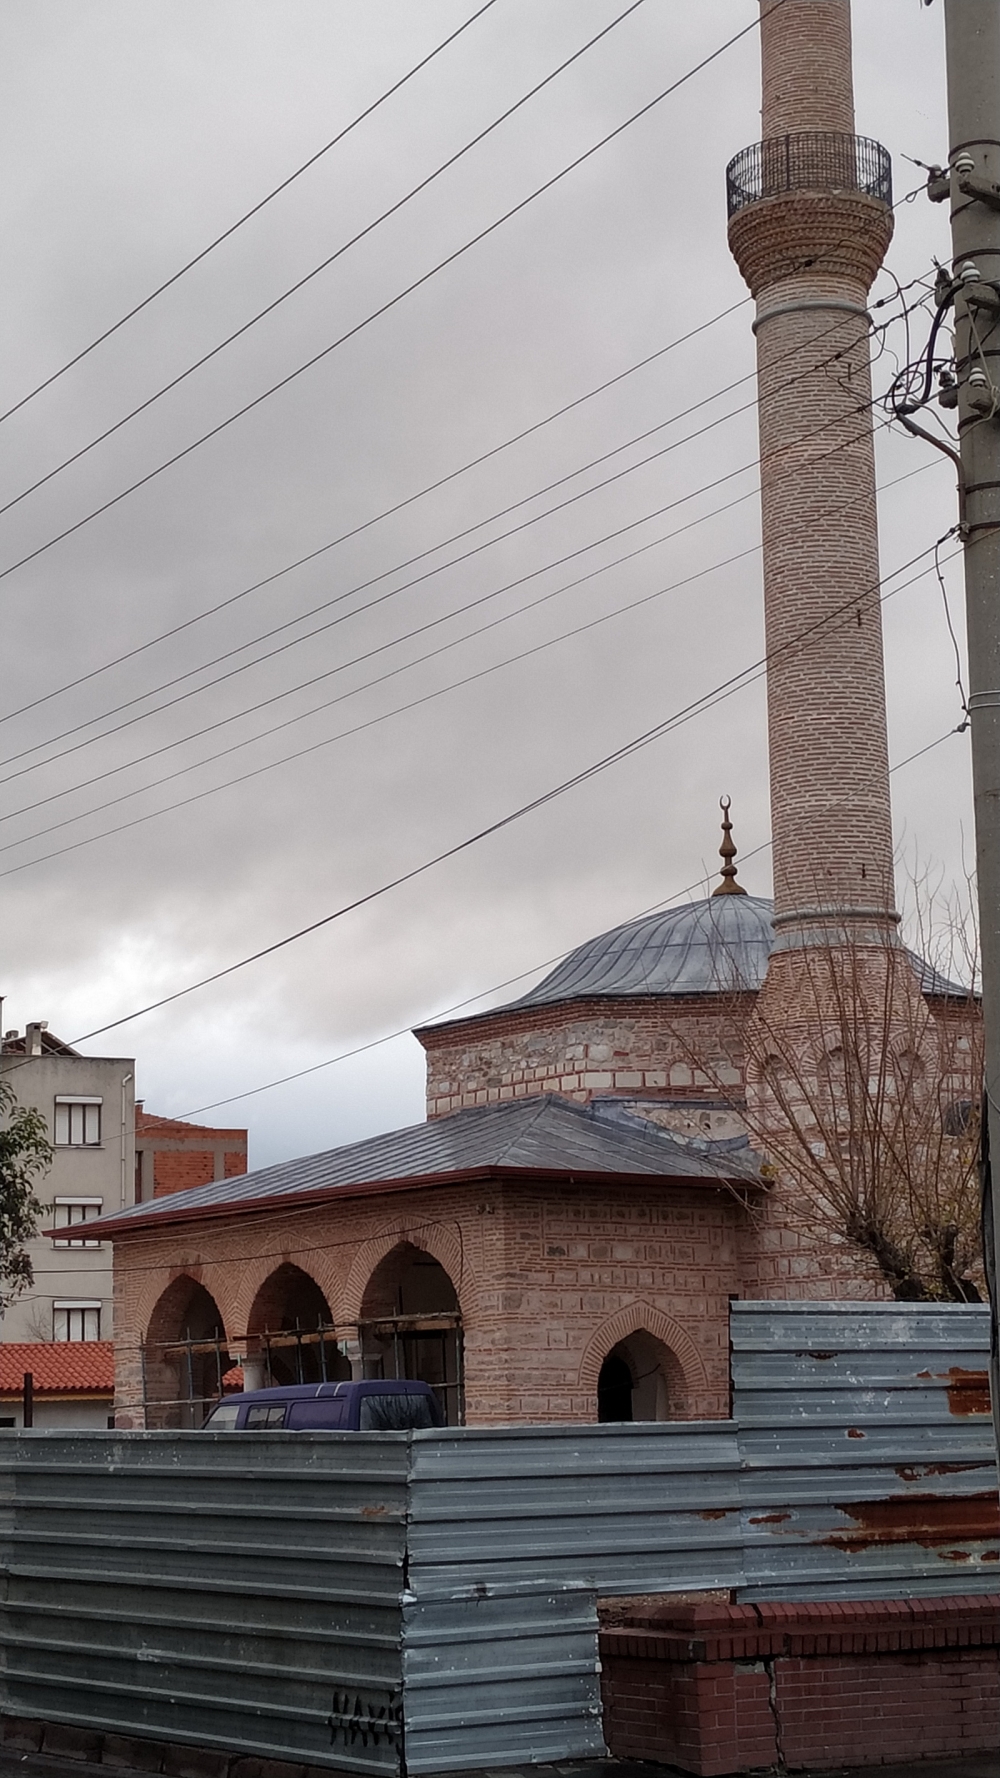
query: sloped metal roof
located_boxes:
[513,894,775,1005]
[460,894,967,1014]
[85,1096,754,1238]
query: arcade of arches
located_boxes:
[138,1242,465,1427]
[111,1166,744,1430]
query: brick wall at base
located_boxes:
[599,1595,1000,1776]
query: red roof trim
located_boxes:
[79,1160,756,1242]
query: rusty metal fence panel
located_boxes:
[0,1304,996,1773]
[0,1431,409,1774]
[731,1301,998,1599]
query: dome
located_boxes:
[509,894,967,1011]
[513,894,776,1007]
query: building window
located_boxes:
[54,1097,102,1146]
[53,1199,103,1248]
[53,1301,101,1342]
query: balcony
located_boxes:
[726,131,892,218]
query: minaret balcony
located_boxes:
[726,131,892,218]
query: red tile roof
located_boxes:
[136,1109,246,1140]
[0,1340,114,1394]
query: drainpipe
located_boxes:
[120,1073,133,1209]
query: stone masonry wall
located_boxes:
[418,996,750,1120]
[112,1176,743,1427]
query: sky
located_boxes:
[0,0,971,1168]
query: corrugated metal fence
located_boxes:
[0,1303,994,1774]
[732,1301,998,1600]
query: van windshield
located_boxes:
[203,1402,241,1431]
[359,1393,437,1431]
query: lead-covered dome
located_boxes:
[513,894,775,1008]
[507,891,965,1013]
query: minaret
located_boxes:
[727,0,896,947]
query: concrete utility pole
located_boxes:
[942,0,1000,1447]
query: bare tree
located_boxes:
[668,881,984,1303]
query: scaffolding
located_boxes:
[139,1312,464,1428]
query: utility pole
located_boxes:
[942,0,1000,1448]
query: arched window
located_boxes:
[597,1352,634,1422]
[597,1331,671,1422]
[144,1275,231,1428]
[246,1263,345,1386]
[359,1243,463,1423]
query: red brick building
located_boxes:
[134,1108,248,1201]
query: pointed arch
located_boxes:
[143,1272,233,1429]
[243,1262,344,1386]
[577,1303,708,1420]
[342,1223,469,1323]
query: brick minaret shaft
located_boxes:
[728,0,896,944]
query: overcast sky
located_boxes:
[0,1,969,1167]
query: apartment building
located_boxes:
[0,1022,135,1348]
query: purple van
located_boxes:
[202,1379,443,1432]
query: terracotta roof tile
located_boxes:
[135,1109,246,1140]
[0,1340,114,1394]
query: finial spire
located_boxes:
[712,796,747,896]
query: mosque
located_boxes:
[92,2,980,1427]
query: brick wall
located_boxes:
[112,1175,743,1426]
[418,996,749,1120]
[600,1596,1000,1775]
[134,1109,247,1200]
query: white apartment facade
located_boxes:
[0,1022,135,1347]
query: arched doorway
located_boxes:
[359,1243,463,1423]
[597,1331,672,1423]
[246,1263,348,1387]
[144,1275,232,1428]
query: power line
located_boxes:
[0,3,783,596]
[57,531,954,1052]
[1,244,922,745]
[0,300,918,793]
[0,392,907,824]
[0,382,768,772]
[0,0,651,524]
[0,0,503,430]
[179,690,969,1122]
[0,456,942,878]
[0,300,749,735]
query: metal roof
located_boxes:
[512,894,776,1005]
[421,894,966,1017]
[87,1095,755,1238]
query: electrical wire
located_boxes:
[0,0,503,429]
[178,696,970,1123]
[0,0,651,523]
[0,300,749,735]
[0,393,906,822]
[1,249,926,745]
[49,530,955,1053]
[0,2,784,596]
[0,456,942,878]
[1,293,921,791]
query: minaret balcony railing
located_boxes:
[726,131,892,218]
